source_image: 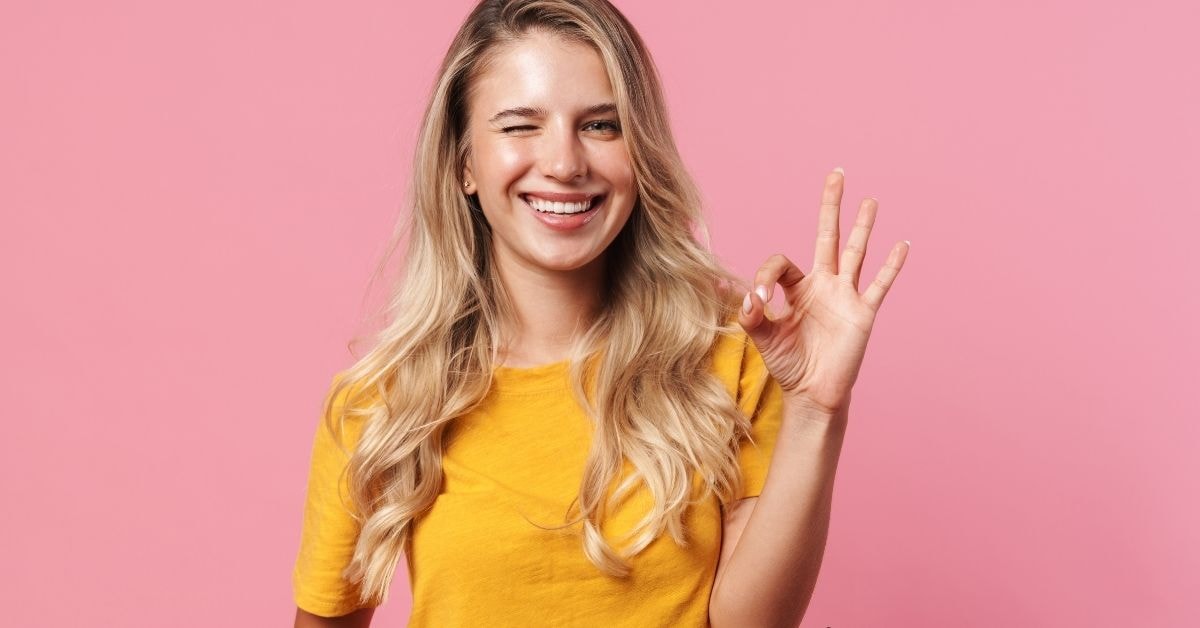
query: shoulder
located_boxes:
[708,321,760,394]
[315,370,378,453]
[707,318,778,419]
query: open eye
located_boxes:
[584,120,621,134]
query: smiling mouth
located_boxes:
[521,194,604,215]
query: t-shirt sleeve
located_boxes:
[292,373,375,617]
[734,333,785,500]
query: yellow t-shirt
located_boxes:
[292,328,784,626]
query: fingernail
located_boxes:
[833,167,845,175]
[755,285,769,303]
[904,240,911,246]
[742,292,752,314]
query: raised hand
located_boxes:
[738,168,909,419]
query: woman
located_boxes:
[293,0,909,626]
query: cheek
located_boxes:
[496,144,529,172]
[478,141,531,185]
[594,150,635,193]
[600,158,637,222]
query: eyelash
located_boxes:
[585,120,621,133]
[501,120,621,134]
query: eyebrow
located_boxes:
[488,103,618,124]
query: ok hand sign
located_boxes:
[738,168,910,419]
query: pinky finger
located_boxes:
[863,240,910,311]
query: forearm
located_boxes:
[294,607,374,628]
[709,400,848,628]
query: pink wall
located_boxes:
[3,1,1196,626]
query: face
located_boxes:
[462,31,637,275]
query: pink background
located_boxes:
[2,0,1196,626]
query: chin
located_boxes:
[530,250,603,273]
[536,257,593,272]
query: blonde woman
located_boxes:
[292,0,909,626]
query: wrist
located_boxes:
[781,395,850,434]
[782,392,849,419]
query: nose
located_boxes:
[538,123,587,183]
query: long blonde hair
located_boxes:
[325,0,756,606]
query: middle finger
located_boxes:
[813,168,844,275]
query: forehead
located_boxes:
[470,31,615,117]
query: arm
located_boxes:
[708,401,847,628]
[294,606,375,628]
[294,374,377,628]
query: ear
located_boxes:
[462,162,475,192]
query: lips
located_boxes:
[521,193,605,230]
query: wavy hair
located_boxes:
[324,0,757,606]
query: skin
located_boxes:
[739,168,910,419]
[461,30,637,367]
[709,170,909,626]
[294,607,374,628]
[295,31,910,628]
[291,31,636,626]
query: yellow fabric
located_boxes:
[293,328,784,625]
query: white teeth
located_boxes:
[524,195,595,214]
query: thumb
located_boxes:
[738,289,776,344]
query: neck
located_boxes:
[493,252,606,368]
